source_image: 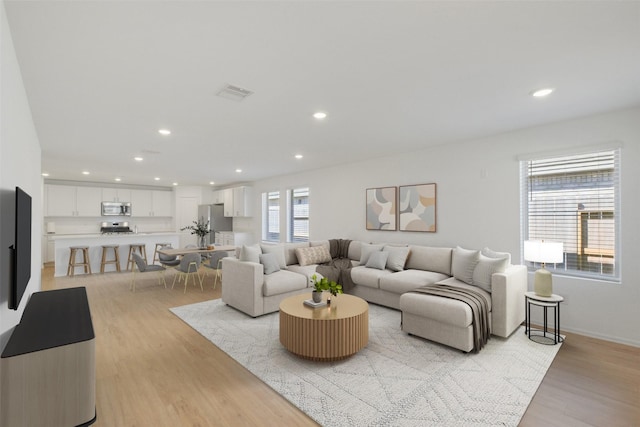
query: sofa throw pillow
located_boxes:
[481,247,511,265]
[239,244,261,263]
[472,254,509,292]
[295,245,332,267]
[384,246,410,272]
[452,246,480,285]
[366,251,389,270]
[260,244,287,269]
[259,253,281,275]
[359,243,384,265]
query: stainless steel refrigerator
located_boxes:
[197,204,232,245]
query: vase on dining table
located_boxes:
[199,236,207,249]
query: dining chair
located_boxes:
[172,252,203,293]
[203,251,231,289]
[130,252,166,292]
[158,245,180,268]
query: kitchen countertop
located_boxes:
[47,232,180,239]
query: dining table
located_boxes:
[157,245,236,257]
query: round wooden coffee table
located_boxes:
[279,293,369,361]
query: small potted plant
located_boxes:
[310,274,343,304]
[180,220,211,249]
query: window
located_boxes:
[288,187,309,242]
[520,148,620,281]
[262,191,280,242]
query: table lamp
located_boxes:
[524,240,564,297]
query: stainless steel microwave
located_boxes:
[101,202,131,216]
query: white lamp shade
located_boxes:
[524,240,563,264]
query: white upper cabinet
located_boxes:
[223,189,234,217]
[151,190,173,217]
[222,186,252,217]
[129,189,173,217]
[130,190,153,216]
[45,185,101,217]
[102,188,131,202]
[211,190,224,205]
[232,186,252,217]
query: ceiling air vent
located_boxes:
[216,84,254,102]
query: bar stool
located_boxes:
[127,243,147,271]
[153,242,170,265]
[100,245,121,273]
[67,246,91,276]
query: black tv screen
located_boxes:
[11,186,32,310]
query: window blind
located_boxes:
[521,148,620,281]
[262,191,280,242]
[289,187,309,242]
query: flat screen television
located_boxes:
[10,186,32,310]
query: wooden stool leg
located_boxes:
[100,248,107,273]
[67,248,76,276]
[114,247,121,272]
[83,248,92,274]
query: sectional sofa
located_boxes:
[221,240,527,352]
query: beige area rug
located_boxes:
[171,299,561,427]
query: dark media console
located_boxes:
[1,287,96,426]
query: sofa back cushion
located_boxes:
[452,246,481,285]
[472,253,509,292]
[260,244,287,269]
[348,241,363,262]
[383,245,411,272]
[360,243,385,264]
[405,246,452,275]
[295,245,332,266]
[284,242,310,266]
[239,244,262,263]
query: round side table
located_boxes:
[524,291,564,345]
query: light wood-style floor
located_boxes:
[42,265,639,427]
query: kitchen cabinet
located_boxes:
[45,184,101,217]
[223,189,234,217]
[130,189,172,217]
[211,190,224,204]
[102,188,131,202]
[151,190,173,216]
[214,232,253,247]
[222,186,252,217]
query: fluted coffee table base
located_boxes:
[279,293,369,361]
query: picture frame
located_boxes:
[399,183,437,232]
[366,187,397,231]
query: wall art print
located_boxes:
[366,187,397,231]
[399,183,437,232]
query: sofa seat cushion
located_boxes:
[286,264,321,285]
[400,292,473,328]
[379,269,450,295]
[350,265,393,289]
[262,270,307,297]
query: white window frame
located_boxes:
[261,190,281,242]
[520,146,621,282]
[287,187,309,242]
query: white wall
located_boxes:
[249,108,640,346]
[0,1,42,349]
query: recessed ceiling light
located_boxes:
[313,112,327,119]
[209,181,215,185]
[172,182,178,186]
[82,171,90,175]
[158,129,171,135]
[114,177,121,182]
[41,173,49,177]
[295,154,303,159]
[134,157,144,162]
[154,177,160,181]
[236,169,242,173]
[531,88,554,98]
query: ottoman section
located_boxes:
[400,291,477,352]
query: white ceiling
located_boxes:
[5,1,640,188]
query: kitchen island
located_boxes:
[51,233,181,277]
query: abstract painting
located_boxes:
[399,183,437,232]
[366,187,397,231]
